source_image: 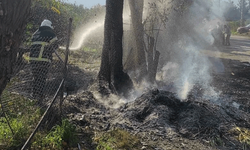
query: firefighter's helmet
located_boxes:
[41,19,53,29]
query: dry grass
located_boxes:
[94,129,142,150]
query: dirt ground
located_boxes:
[62,35,250,150]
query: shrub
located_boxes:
[42,119,77,149]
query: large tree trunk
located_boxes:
[98,0,133,95]
[0,0,31,96]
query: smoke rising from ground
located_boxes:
[97,0,227,103]
[156,0,229,100]
[65,1,230,105]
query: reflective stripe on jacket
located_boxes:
[26,26,58,63]
[26,37,58,62]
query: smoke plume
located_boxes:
[157,0,229,100]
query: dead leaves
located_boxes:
[231,127,250,145]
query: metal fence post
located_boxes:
[60,18,73,116]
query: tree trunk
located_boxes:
[98,0,133,95]
[151,50,160,82]
[241,0,245,26]
[0,0,31,96]
[127,0,147,81]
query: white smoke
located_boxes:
[176,43,217,100]
[61,1,230,103]
[157,0,231,100]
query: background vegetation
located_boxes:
[0,0,104,149]
[1,0,250,149]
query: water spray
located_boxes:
[59,5,132,52]
[60,21,104,51]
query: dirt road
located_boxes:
[209,35,250,108]
[203,35,250,63]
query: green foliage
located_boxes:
[31,0,61,9]
[228,20,250,35]
[95,129,142,150]
[0,106,42,149]
[1,90,39,118]
[228,21,240,34]
[83,47,98,52]
[209,136,224,147]
[0,117,27,148]
[42,119,77,149]
[0,86,43,149]
[26,0,105,48]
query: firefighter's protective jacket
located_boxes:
[29,26,58,62]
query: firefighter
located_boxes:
[223,24,231,46]
[216,22,224,46]
[211,22,224,46]
[29,19,58,100]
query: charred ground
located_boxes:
[61,36,250,150]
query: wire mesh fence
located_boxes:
[0,16,71,149]
[0,1,105,148]
[1,40,65,104]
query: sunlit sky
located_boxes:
[65,0,105,8]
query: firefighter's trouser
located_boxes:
[30,61,50,100]
[222,33,225,45]
[26,40,56,99]
[225,34,231,46]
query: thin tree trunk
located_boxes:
[128,0,147,81]
[241,0,245,26]
[147,36,155,82]
[151,50,160,82]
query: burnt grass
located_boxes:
[62,57,250,150]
